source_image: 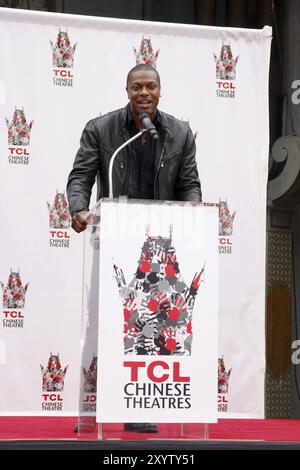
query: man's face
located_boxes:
[126,70,160,121]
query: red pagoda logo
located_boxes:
[47,191,71,229]
[0,270,29,309]
[6,107,33,146]
[83,355,97,393]
[47,191,71,248]
[219,200,236,254]
[214,43,239,98]
[50,29,77,68]
[219,200,236,236]
[218,356,232,394]
[40,353,68,392]
[218,356,232,412]
[133,36,159,67]
[114,226,205,356]
[214,43,239,80]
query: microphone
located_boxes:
[139,113,158,140]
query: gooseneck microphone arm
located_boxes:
[108,129,147,199]
[89,129,147,212]
[89,116,154,212]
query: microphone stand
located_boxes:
[108,129,147,199]
[88,129,147,214]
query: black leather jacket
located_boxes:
[67,106,202,217]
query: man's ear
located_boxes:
[126,86,129,98]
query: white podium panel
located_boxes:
[95,199,218,424]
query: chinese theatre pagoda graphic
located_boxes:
[50,29,77,68]
[214,43,239,80]
[0,270,29,309]
[219,200,236,236]
[6,108,33,146]
[40,353,68,392]
[83,355,97,394]
[47,191,71,229]
[133,36,159,67]
[218,356,232,394]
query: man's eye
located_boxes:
[132,85,140,91]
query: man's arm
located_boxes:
[67,119,100,232]
[175,126,202,202]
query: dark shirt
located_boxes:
[126,105,160,200]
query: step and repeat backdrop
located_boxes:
[0,7,271,418]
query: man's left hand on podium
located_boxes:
[71,210,91,233]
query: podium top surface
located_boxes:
[87,197,219,227]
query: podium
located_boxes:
[78,197,219,440]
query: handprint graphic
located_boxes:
[114,227,205,356]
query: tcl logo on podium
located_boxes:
[123,361,192,410]
[124,360,190,382]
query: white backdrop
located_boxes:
[0,7,271,417]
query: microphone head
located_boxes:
[139,113,158,140]
[139,113,150,122]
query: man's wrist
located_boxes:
[73,209,89,218]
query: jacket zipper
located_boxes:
[127,148,135,195]
[154,133,168,198]
[121,128,132,196]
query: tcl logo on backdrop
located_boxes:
[6,107,33,165]
[218,199,236,254]
[214,43,239,99]
[0,270,29,328]
[47,191,71,248]
[40,352,68,411]
[50,29,77,87]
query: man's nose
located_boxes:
[139,86,149,96]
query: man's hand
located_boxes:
[71,210,91,233]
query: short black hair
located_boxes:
[126,63,160,86]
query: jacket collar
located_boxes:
[126,103,161,130]
[120,105,173,139]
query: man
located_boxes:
[67,63,201,231]
[67,63,202,433]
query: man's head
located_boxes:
[126,63,161,121]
